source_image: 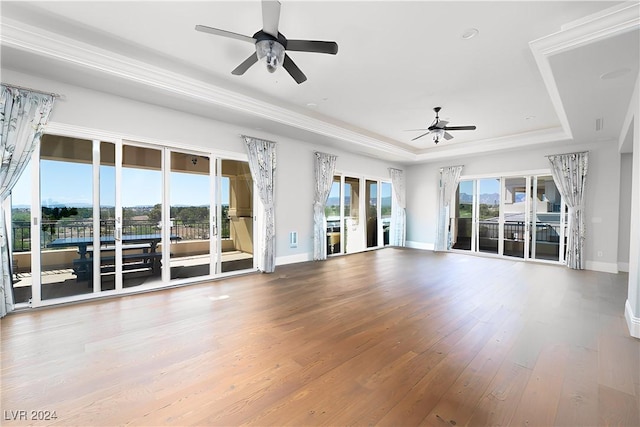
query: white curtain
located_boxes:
[548,152,589,269]
[435,165,463,251]
[243,135,276,273]
[313,152,337,261]
[389,168,406,246]
[1,84,55,317]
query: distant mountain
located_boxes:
[459,193,500,205]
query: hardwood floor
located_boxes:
[1,248,638,426]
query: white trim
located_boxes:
[459,169,551,181]
[1,18,414,162]
[619,262,630,272]
[625,299,640,339]
[45,122,248,163]
[585,260,619,273]
[406,241,434,251]
[275,253,312,266]
[415,128,570,163]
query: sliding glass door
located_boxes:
[477,178,500,254]
[453,180,473,250]
[220,159,254,273]
[39,135,95,300]
[454,174,566,263]
[503,177,527,258]
[16,132,255,307]
[528,175,564,261]
[344,176,363,254]
[324,175,393,256]
[325,176,341,254]
[169,151,211,280]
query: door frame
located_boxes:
[22,124,256,308]
[451,169,565,264]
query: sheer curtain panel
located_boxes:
[435,165,463,251]
[313,152,337,260]
[1,84,55,317]
[547,152,589,269]
[389,168,406,246]
[243,136,276,273]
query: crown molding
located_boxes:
[414,127,569,163]
[0,17,416,161]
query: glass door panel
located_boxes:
[530,175,562,261]
[221,160,254,273]
[98,142,117,291]
[11,158,33,303]
[344,177,363,253]
[366,180,378,248]
[503,177,526,258]
[325,176,341,255]
[121,144,163,288]
[39,135,94,300]
[169,152,211,280]
[477,178,500,254]
[453,180,474,250]
[381,182,392,246]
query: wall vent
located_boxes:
[595,117,604,131]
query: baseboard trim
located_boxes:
[625,300,640,339]
[618,262,630,272]
[406,241,435,251]
[275,253,312,266]
[585,261,618,273]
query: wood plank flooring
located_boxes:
[1,248,638,426]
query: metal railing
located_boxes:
[461,219,560,242]
[12,218,231,252]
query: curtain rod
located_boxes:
[1,82,61,98]
[545,151,589,158]
[439,164,464,171]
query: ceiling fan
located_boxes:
[411,107,477,144]
[195,0,338,84]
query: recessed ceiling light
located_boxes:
[525,116,536,120]
[306,102,318,108]
[462,28,479,40]
[600,68,631,80]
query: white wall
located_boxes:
[406,140,623,273]
[3,69,400,267]
[618,153,633,271]
[274,137,396,264]
[624,74,640,339]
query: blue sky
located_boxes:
[13,160,229,207]
[460,178,501,195]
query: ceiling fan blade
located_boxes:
[436,120,448,128]
[443,132,454,140]
[195,25,256,44]
[404,128,430,132]
[231,52,259,75]
[283,54,307,84]
[411,131,431,141]
[443,125,477,131]
[262,0,281,38]
[286,40,339,55]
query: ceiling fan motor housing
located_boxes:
[253,30,287,72]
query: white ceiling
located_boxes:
[1,1,638,164]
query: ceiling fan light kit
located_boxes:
[195,0,338,84]
[256,38,285,73]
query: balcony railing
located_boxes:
[12,218,231,252]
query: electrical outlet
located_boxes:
[289,231,298,248]
[597,251,603,257]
